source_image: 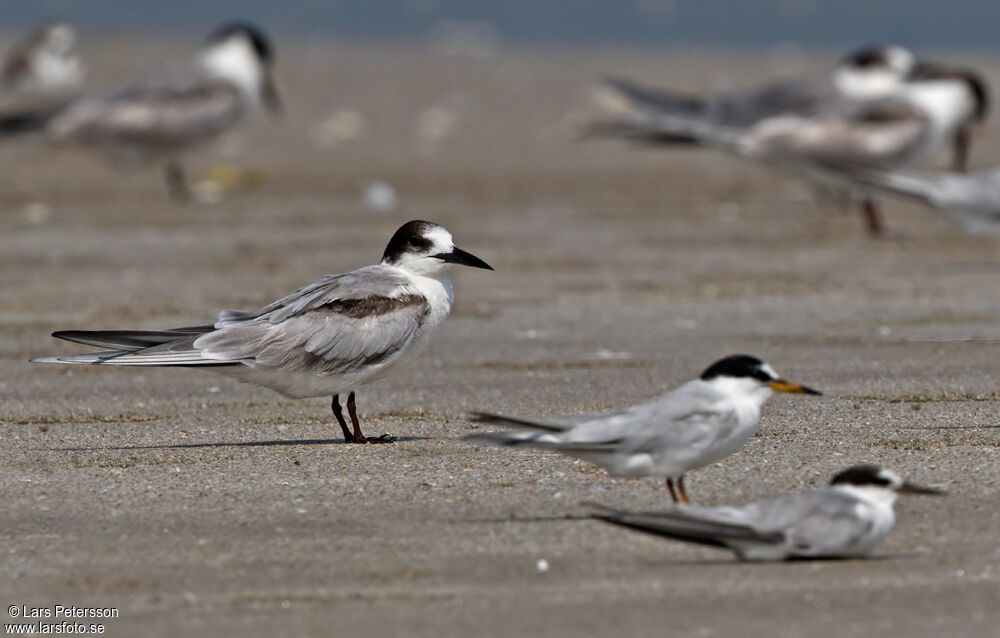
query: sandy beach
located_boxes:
[2,39,999,636]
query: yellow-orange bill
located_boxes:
[767,379,822,395]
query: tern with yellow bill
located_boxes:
[466,355,820,504]
[590,464,944,561]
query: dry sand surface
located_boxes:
[2,39,999,637]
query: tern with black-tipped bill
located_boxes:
[33,220,493,444]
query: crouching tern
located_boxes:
[590,464,944,561]
[466,355,820,503]
[32,220,493,444]
[45,22,282,200]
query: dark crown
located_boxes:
[700,355,771,382]
[207,22,274,63]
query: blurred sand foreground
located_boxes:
[2,38,999,637]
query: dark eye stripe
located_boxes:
[382,220,441,264]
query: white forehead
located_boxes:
[423,225,454,249]
[206,33,255,58]
[883,47,916,74]
[43,25,77,52]
[759,362,778,379]
[199,35,264,98]
[877,467,903,486]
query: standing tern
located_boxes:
[595,47,989,235]
[32,220,493,444]
[466,355,820,503]
[0,22,85,133]
[590,464,945,561]
[45,22,282,200]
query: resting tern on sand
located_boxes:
[33,221,493,444]
[44,22,282,200]
[466,355,820,503]
[0,22,85,133]
[595,45,989,235]
[590,464,944,561]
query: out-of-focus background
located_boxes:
[2,3,999,638]
[3,0,1000,47]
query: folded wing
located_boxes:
[34,265,431,376]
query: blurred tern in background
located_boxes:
[603,45,920,135]
[590,464,944,561]
[46,22,282,200]
[33,221,493,444]
[594,45,989,235]
[466,355,820,503]
[0,23,85,133]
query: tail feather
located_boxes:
[469,411,569,432]
[580,118,702,145]
[603,76,705,115]
[0,110,57,136]
[52,326,214,351]
[34,326,233,367]
[820,163,938,204]
[586,111,744,150]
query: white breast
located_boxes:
[903,81,976,164]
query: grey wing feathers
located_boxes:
[744,100,929,164]
[779,492,875,554]
[604,76,823,128]
[603,77,705,117]
[590,505,784,549]
[48,77,244,145]
[196,266,431,375]
[34,266,431,374]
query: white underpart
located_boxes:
[881,47,917,75]
[198,36,264,107]
[828,484,899,554]
[901,80,977,164]
[30,49,84,91]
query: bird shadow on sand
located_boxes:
[902,424,1000,430]
[45,436,430,452]
[628,553,913,567]
[458,513,596,524]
